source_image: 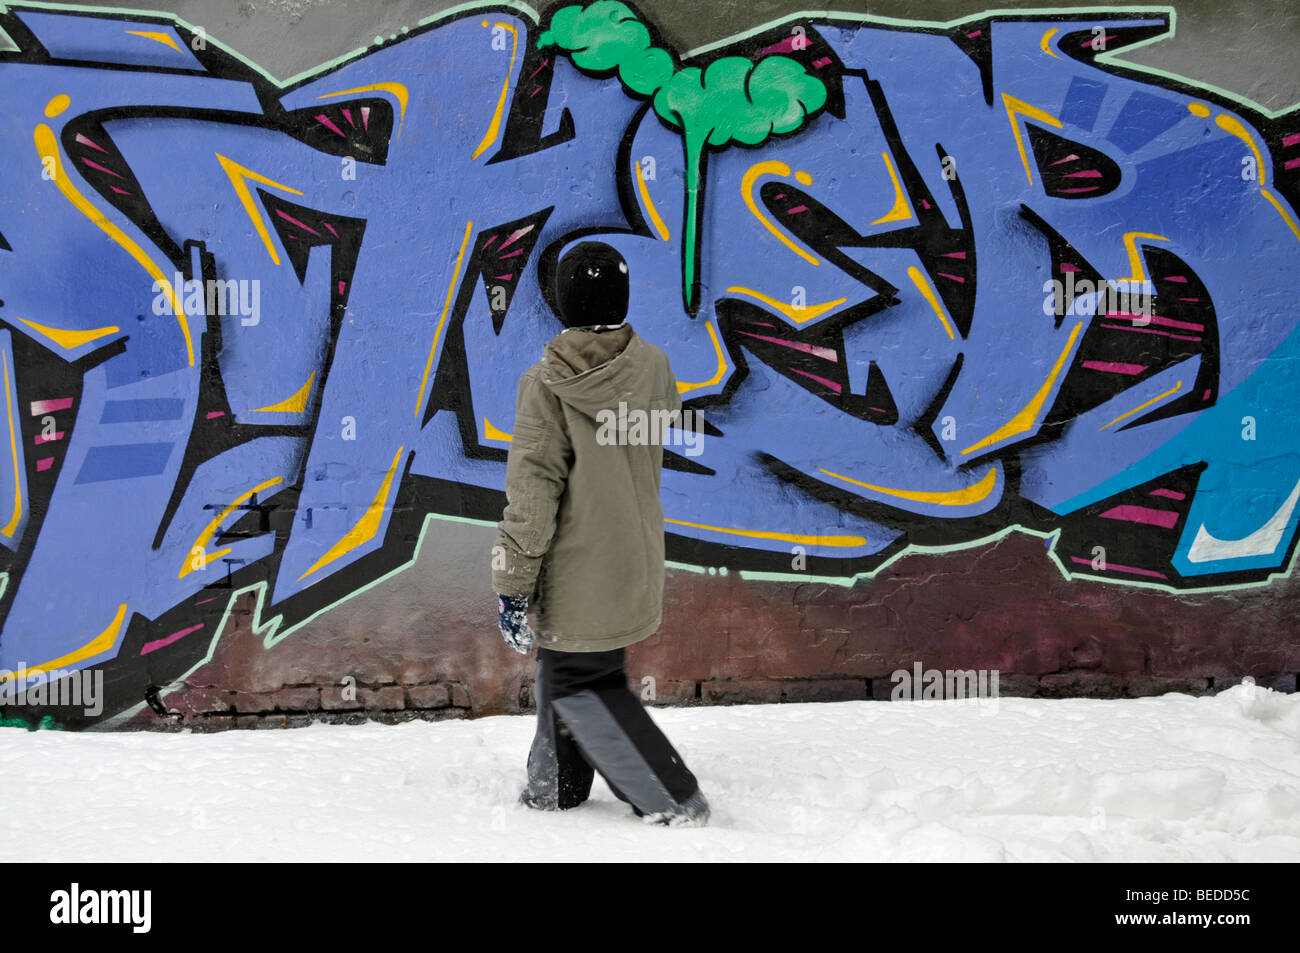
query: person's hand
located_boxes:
[497,594,535,655]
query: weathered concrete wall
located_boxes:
[0,0,1297,729]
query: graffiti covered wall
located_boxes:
[1,0,1297,728]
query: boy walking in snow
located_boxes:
[491,241,709,825]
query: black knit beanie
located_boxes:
[555,242,629,328]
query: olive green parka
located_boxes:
[492,323,682,652]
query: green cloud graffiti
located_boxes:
[538,1,828,315]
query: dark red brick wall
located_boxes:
[124,527,1298,730]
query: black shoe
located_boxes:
[518,787,557,811]
[641,789,710,827]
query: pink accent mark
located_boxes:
[30,397,74,414]
[499,225,534,251]
[967,30,983,37]
[494,274,514,281]
[1082,34,1114,47]
[1178,297,1200,303]
[1059,263,1080,273]
[80,157,124,179]
[735,330,837,361]
[1050,154,1080,166]
[791,368,842,392]
[1109,312,1203,332]
[194,596,217,606]
[1147,315,1205,332]
[1149,488,1186,500]
[483,235,497,249]
[110,186,132,196]
[36,457,54,472]
[315,113,346,137]
[500,249,523,259]
[206,411,225,419]
[1064,170,1102,178]
[1100,504,1179,529]
[1202,389,1212,401]
[759,36,802,55]
[530,86,543,98]
[528,58,550,79]
[1058,186,1101,193]
[1164,275,1187,283]
[323,222,338,238]
[812,57,832,69]
[342,108,354,127]
[922,199,931,210]
[774,193,785,200]
[75,133,108,153]
[361,106,370,130]
[338,281,347,295]
[786,205,808,214]
[1082,360,1147,375]
[1284,133,1300,147]
[142,623,205,656]
[943,251,967,259]
[34,431,65,445]
[1070,556,1167,579]
[275,208,320,236]
[1100,323,1202,343]
[1285,158,1300,170]
[936,272,964,283]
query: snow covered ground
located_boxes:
[2,684,1297,862]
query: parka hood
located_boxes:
[541,323,652,420]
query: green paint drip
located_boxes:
[539,1,826,313]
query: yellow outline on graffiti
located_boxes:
[484,417,513,442]
[0,603,127,683]
[1262,189,1300,244]
[665,516,866,548]
[317,82,410,141]
[1215,113,1265,186]
[1040,28,1060,59]
[1189,106,1300,245]
[907,266,955,340]
[16,317,120,350]
[2,357,21,538]
[1100,380,1182,432]
[246,371,315,413]
[635,157,670,241]
[1122,231,1168,283]
[676,320,729,394]
[817,465,999,507]
[215,153,303,267]
[415,219,474,419]
[724,286,845,324]
[871,152,913,225]
[471,21,517,160]
[298,446,404,581]
[741,160,819,266]
[961,321,1083,455]
[125,29,183,53]
[36,122,192,366]
[1003,94,1062,185]
[180,476,284,579]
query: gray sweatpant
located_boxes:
[522,647,708,823]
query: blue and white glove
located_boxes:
[497,594,535,655]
